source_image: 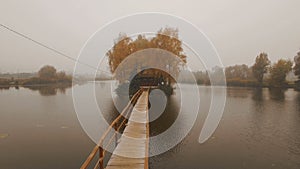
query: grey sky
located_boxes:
[0,0,300,73]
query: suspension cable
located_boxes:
[0,23,111,74]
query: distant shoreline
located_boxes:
[0,77,72,88]
[0,79,299,91]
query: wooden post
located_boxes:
[99,146,104,169]
[114,123,118,147]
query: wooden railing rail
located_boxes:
[80,89,143,169]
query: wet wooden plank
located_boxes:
[106,90,149,169]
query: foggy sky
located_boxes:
[0,0,300,73]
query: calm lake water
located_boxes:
[1,82,300,169]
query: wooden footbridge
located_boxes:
[81,88,150,169]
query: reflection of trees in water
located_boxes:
[269,88,286,101]
[252,88,263,101]
[39,87,57,96]
[227,87,250,98]
[57,87,67,94]
[251,88,265,113]
[149,92,180,137]
[296,93,300,112]
[24,85,71,96]
[0,86,19,90]
[0,86,10,90]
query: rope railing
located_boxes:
[80,89,144,169]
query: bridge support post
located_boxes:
[114,123,118,147]
[99,146,104,169]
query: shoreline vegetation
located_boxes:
[0,65,72,89]
[189,52,300,91]
[1,53,300,91]
[0,65,112,90]
[1,52,300,91]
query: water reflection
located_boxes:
[0,86,19,90]
[269,88,286,101]
[251,88,266,113]
[149,94,180,136]
[252,88,263,101]
[1,82,300,169]
[227,87,251,98]
[0,86,10,90]
[296,93,300,113]
[24,85,71,96]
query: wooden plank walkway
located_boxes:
[106,90,149,169]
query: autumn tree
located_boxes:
[38,65,57,79]
[269,59,293,87]
[56,71,67,79]
[252,53,270,86]
[106,27,186,85]
[293,51,300,89]
[150,27,186,63]
[194,71,210,85]
[56,71,72,83]
[225,64,252,80]
[210,66,225,85]
[149,28,186,84]
[293,51,300,79]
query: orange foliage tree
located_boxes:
[106,27,187,84]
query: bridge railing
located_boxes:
[80,89,143,169]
